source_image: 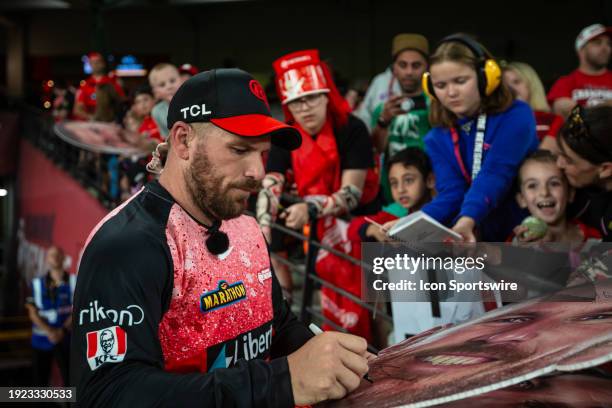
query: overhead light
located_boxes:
[0,189,7,197]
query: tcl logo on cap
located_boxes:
[180,103,212,120]
[86,325,127,370]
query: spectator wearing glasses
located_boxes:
[557,105,612,241]
[257,49,379,339]
[548,24,612,118]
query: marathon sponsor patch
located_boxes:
[86,325,127,370]
[200,280,247,313]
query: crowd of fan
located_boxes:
[45,24,612,342]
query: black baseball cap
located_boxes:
[167,68,301,150]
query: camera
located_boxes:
[400,98,415,112]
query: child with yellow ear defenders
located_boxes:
[409,34,539,242]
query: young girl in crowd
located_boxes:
[557,105,612,241]
[502,62,564,152]
[513,150,600,242]
[416,34,539,241]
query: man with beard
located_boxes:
[70,69,370,407]
[370,34,431,204]
[548,24,612,118]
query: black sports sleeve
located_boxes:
[71,228,297,408]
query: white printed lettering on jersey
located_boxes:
[257,268,272,284]
[180,103,212,120]
[79,300,144,327]
[238,326,272,362]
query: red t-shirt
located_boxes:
[75,75,125,119]
[534,111,564,141]
[138,116,163,143]
[547,69,612,107]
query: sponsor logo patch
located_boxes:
[86,326,127,370]
[200,280,247,313]
[209,323,273,370]
[257,268,272,284]
[249,79,269,108]
[180,103,212,120]
[78,300,144,327]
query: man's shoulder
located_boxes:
[84,190,170,259]
[346,114,369,131]
[370,68,393,86]
[551,70,581,87]
[336,115,370,147]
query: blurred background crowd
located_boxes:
[0,0,610,393]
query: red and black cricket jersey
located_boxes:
[71,180,312,407]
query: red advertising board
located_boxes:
[17,140,108,279]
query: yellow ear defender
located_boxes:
[422,34,501,100]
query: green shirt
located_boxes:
[371,94,431,157]
[372,94,431,204]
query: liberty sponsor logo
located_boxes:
[210,323,273,370]
[86,326,127,370]
[180,103,212,120]
[79,300,144,327]
[200,280,247,313]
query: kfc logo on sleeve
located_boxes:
[86,326,127,370]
